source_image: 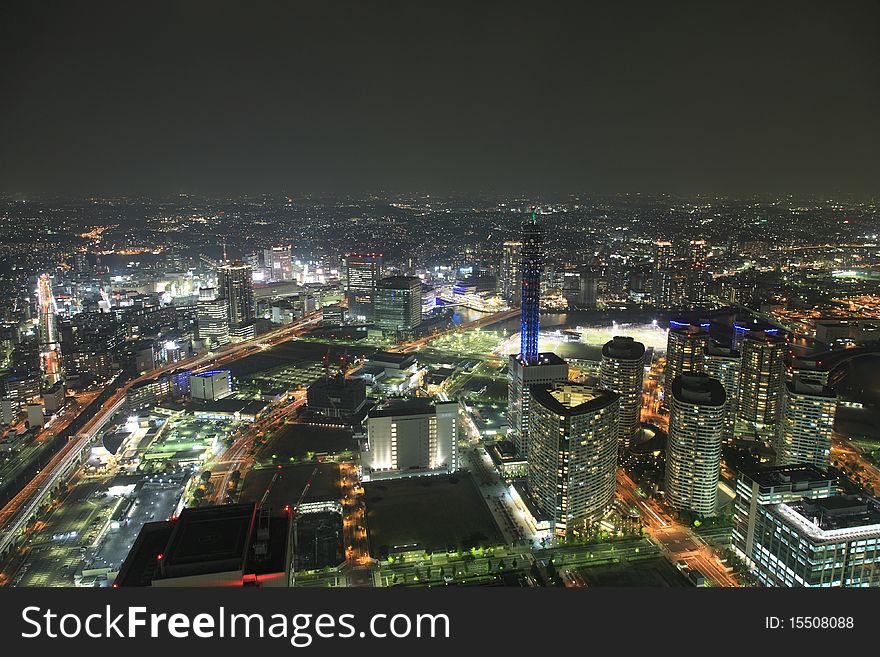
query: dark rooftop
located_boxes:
[511,352,567,367]
[529,383,619,417]
[741,464,836,490]
[369,350,416,366]
[790,495,880,531]
[602,335,645,360]
[368,398,437,419]
[671,373,725,406]
[160,503,255,578]
[115,502,291,585]
[705,343,740,359]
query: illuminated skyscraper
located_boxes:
[35,273,61,383]
[600,336,646,448]
[508,352,568,457]
[686,239,711,306]
[775,379,837,469]
[345,253,383,321]
[217,261,255,341]
[704,343,741,441]
[528,383,619,534]
[499,240,523,305]
[264,244,293,281]
[737,330,785,428]
[665,373,726,517]
[662,321,709,410]
[196,287,230,347]
[374,276,422,334]
[652,240,680,308]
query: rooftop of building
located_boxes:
[786,378,836,398]
[486,439,524,463]
[669,318,710,332]
[671,372,726,406]
[775,495,880,540]
[602,335,646,360]
[530,382,618,416]
[368,397,455,419]
[742,329,785,344]
[161,503,254,574]
[368,350,416,366]
[115,502,290,586]
[740,464,836,490]
[186,398,268,416]
[192,369,230,378]
[377,275,421,288]
[510,351,567,367]
[704,342,740,359]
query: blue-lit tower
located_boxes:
[519,207,543,364]
[507,207,567,458]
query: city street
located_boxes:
[617,470,738,587]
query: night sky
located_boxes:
[1,1,879,197]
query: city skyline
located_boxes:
[1,2,879,593]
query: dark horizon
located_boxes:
[2,0,879,198]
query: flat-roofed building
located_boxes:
[733,464,837,563]
[737,330,786,429]
[189,369,232,401]
[508,352,569,458]
[362,399,459,481]
[750,495,880,587]
[776,379,837,469]
[528,383,619,535]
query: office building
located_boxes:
[662,321,709,409]
[26,401,44,428]
[561,268,600,309]
[508,353,569,457]
[116,503,291,587]
[217,261,255,337]
[750,495,880,587]
[652,239,692,308]
[599,336,645,448]
[731,319,780,353]
[737,330,785,428]
[345,253,383,321]
[265,244,293,282]
[306,376,368,420]
[499,240,523,305]
[362,400,459,480]
[733,464,837,563]
[190,370,233,401]
[703,343,741,441]
[196,287,230,347]
[528,383,619,534]
[0,375,40,424]
[775,379,837,469]
[665,373,726,517]
[686,239,711,306]
[58,311,125,384]
[374,276,422,334]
